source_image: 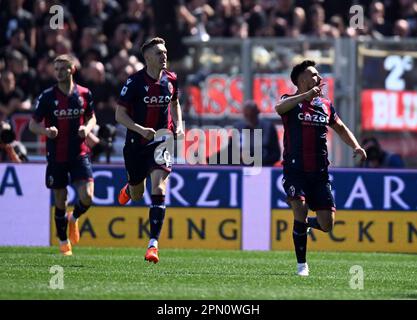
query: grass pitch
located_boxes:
[0,247,416,300]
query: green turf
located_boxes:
[0,247,416,300]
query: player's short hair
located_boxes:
[53,54,76,68]
[290,60,316,86]
[141,37,166,57]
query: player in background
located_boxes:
[29,55,96,256]
[115,37,184,264]
[275,60,367,276]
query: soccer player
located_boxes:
[275,60,367,276]
[115,37,184,264]
[29,54,96,256]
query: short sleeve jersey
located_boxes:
[32,84,95,162]
[117,68,178,146]
[280,95,339,172]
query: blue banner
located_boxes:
[63,165,242,208]
[271,168,417,211]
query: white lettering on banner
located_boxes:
[384,176,409,210]
[344,176,373,209]
[166,172,239,207]
[370,91,417,130]
[229,173,238,207]
[274,172,412,210]
[389,95,404,129]
[0,164,49,246]
[92,171,114,205]
[0,166,23,196]
[403,93,417,128]
[197,172,220,206]
[372,92,390,129]
[166,172,190,206]
[384,55,413,91]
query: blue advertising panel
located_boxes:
[271,168,417,211]
[62,165,243,208]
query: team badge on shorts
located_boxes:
[47,175,54,187]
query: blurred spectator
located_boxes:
[114,0,152,49]
[34,50,56,94]
[0,120,28,162]
[304,3,337,38]
[187,0,214,41]
[5,28,36,66]
[36,25,59,56]
[55,34,73,55]
[0,70,25,120]
[210,0,244,37]
[393,19,411,38]
[78,0,109,32]
[33,0,49,29]
[108,23,133,58]
[397,0,417,36]
[368,1,391,37]
[359,137,405,168]
[0,0,36,50]
[269,0,306,37]
[80,60,116,126]
[242,0,268,37]
[78,27,108,65]
[150,0,194,63]
[4,49,37,100]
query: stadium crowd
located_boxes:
[0,0,416,160]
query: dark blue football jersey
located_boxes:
[280,95,339,172]
[32,84,95,162]
[117,68,178,146]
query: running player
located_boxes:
[116,37,184,264]
[29,54,96,256]
[275,60,367,276]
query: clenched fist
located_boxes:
[46,126,58,139]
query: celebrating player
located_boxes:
[115,37,184,264]
[275,60,367,276]
[29,54,96,256]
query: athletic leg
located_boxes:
[144,168,170,263]
[282,170,310,276]
[289,199,309,266]
[67,155,94,244]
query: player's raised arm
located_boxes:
[330,117,367,161]
[115,104,155,140]
[275,85,323,115]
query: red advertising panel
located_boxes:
[362,90,417,131]
[187,74,334,118]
